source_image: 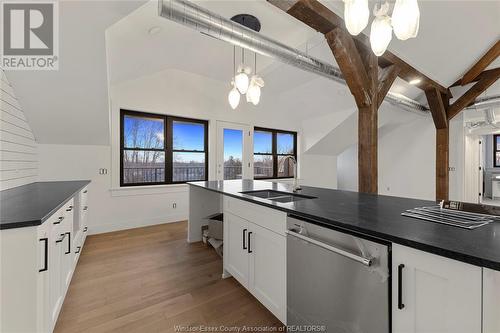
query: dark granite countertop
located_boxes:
[189,179,500,271]
[0,181,90,230]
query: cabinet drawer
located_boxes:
[223,196,286,236]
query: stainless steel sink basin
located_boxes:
[239,190,317,203]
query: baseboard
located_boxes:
[88,213,188,235]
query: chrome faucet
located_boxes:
[279,156,301,192]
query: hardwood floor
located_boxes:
[54,221,284,333]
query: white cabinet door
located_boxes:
[37,219,51,333]
[49,220,64,328]
[248,223,286,323]
[61,202,74,289]
[483,268,500,333]
[392,244,482,333]
[224,212,250,288]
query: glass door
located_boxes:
[217,122,252,180]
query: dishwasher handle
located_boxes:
[286,229,373,267]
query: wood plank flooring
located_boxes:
[54,221,284,333]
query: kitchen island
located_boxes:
[188,179,500,333]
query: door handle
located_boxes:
[247,231,253,253]
[75,246,81,254]
[242,228,247,250]
[53,216,64,225]
[56,233,66,243]
[39,238,48,272]
[65,232,71,254]
[398,264,405,310]
[286,229,372,266]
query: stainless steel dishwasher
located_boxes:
[287,216,390,333]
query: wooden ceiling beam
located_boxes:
[325,28,372,107]
[448,68,500,120]
[267,0,450,96]
[450,67,500,87]
[461,40,500,85]
[425,88,448,129]
[377,65,400,108]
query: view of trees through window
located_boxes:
[254,128,297,179]
[121,110,207,185]
[223,129,243,180]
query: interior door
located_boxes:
[216,121,252,180]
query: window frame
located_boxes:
[120,109,208,187]
[494,134,500,168]
[253,126,297,180]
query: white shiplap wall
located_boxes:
[0,69,38,190]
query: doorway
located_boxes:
[216,121,252,180]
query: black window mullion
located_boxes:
[272,132,278,178]
[166,116,173,184]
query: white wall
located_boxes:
[337,108,436,201]
[0,70,38,190]
[38,144,187,234]
[300,154,337,189]
[37,68,303,234]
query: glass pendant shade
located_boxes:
[344,0,369,36]
[235,66,251,94]
[370,15,392,56]
[228,87,240,109]
[392,0,420,40]
[246,75,264,106]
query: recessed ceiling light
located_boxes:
[148,26,162,35]
[409,78,421,85]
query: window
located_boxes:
[254,127,297,179]
[494,135,500,167]
[121,109,208,186]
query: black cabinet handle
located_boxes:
[242,228,247,250]
[56,233,66,243]
[65,232,71,254]
[39,238,48,272]
[75,246,81,254]
[53,216,64,225]
[83,226,88,232]
[248,231,253,253]
[66,206,73,212]
[83,206,88,211]
[83,190,88,194]
[398,264,405,310]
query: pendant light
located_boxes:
[370,2,392,56]
[228,46,240,110]
[392,0,420,40]
[228,83,240,110]
[343,0,369,36]
[235,48,250,94]
[247,53,265,106]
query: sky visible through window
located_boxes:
[224,129,243,160]
[173,121,205,151]
[254,131,272,153]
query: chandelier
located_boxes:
[343,0,420,56]
[227,14,265,110]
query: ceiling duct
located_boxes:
[158,0,500,114]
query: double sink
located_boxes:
[240,190,317,203]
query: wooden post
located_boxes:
[358,48,378,194]
[436,127,449,201]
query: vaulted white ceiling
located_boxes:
[5,0,500,145]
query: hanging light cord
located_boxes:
[233,45,236,78]
[254,52,257,75]
[242,47,245,66]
